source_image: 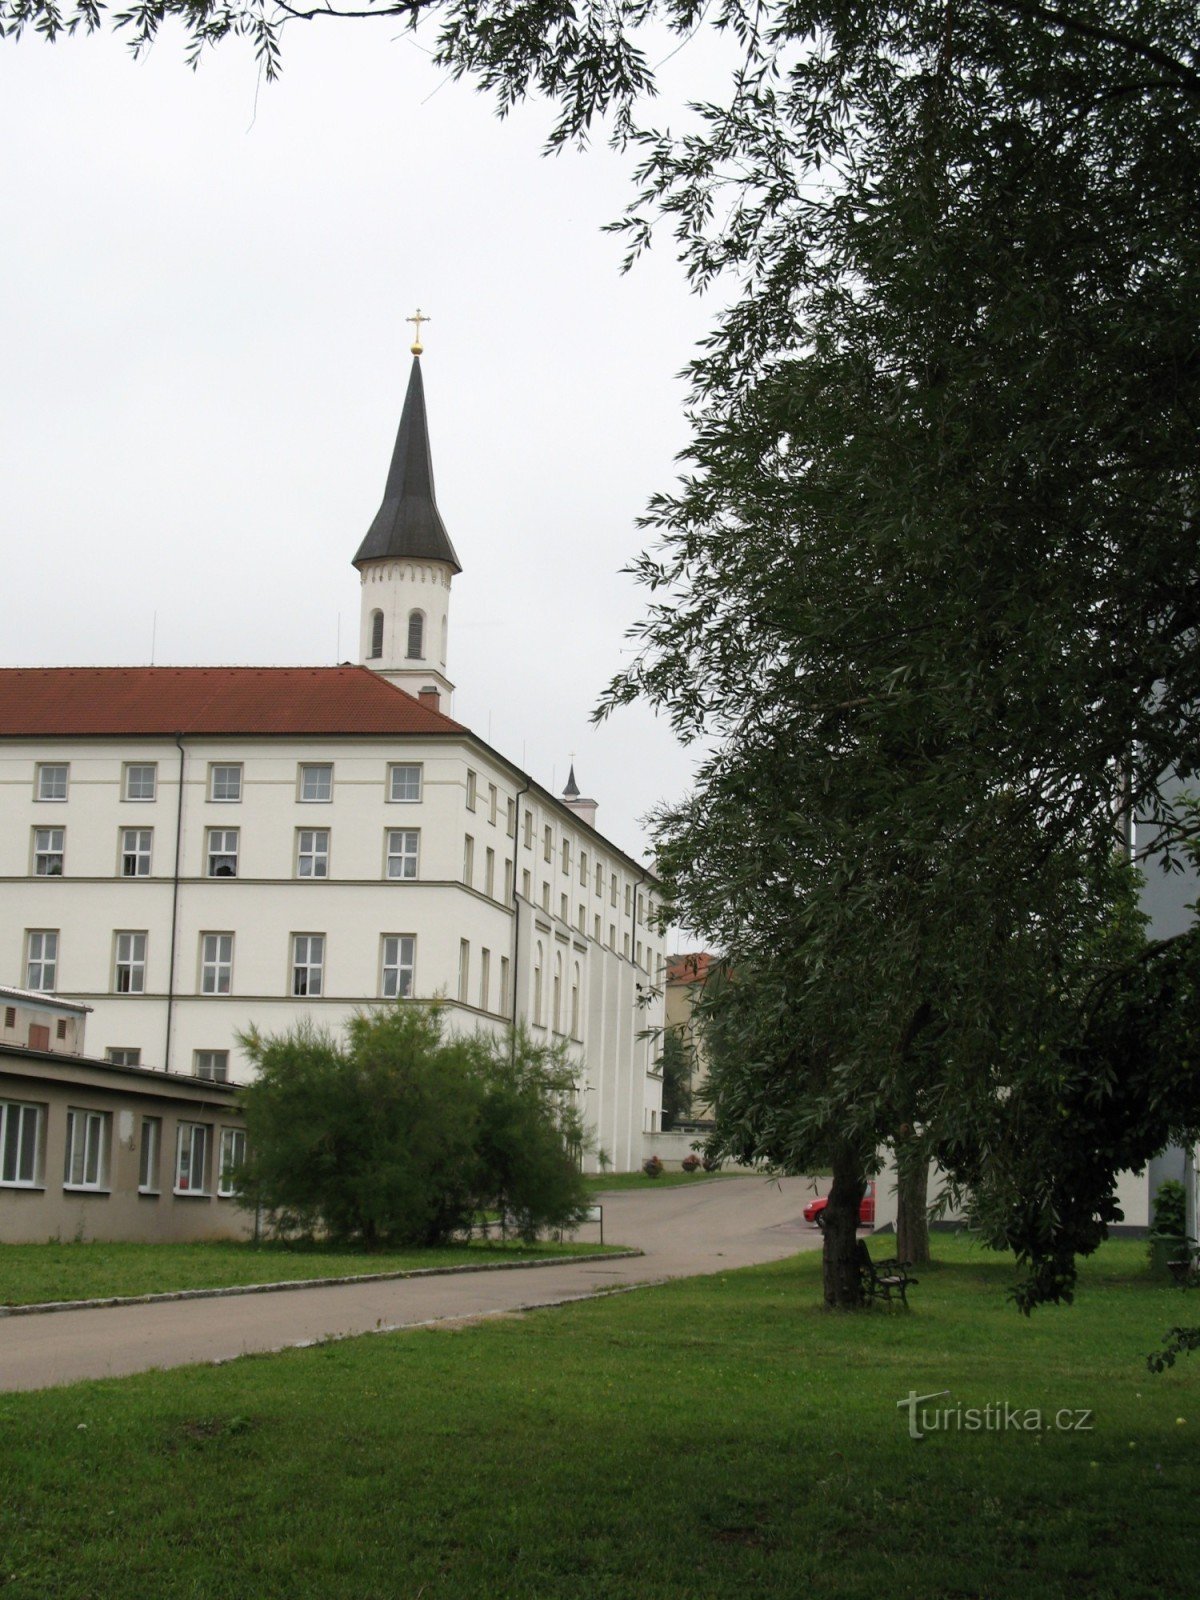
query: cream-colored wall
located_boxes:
[1,734,663,1169]
[358,559,454,701]
[871,1152,1154,1235]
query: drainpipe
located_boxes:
[163,733,185,1074]
[510,780,531,1052]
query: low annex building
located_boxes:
[0,340,665,1182]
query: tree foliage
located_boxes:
[656,1027,694,1127]
[237,1006,589,1248]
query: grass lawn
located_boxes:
[583,1168,729,1193]
[2,1237,1197,1598]
[0,1237,627,1308]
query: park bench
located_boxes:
[856,1239,917,1307]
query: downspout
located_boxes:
[163,733,185,1074]
[510,780,531,1051]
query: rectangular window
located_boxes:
[64,1108,109,1190]
[523,812,533,850]
[578,904,586,932]
[637,941,644,968]
[218,1127,247,1197]
[560,893,569,923]
[200,933,233,995]
[123,764,157,802]
[543,825,553,864]
[194,1050,229,1082]
[507,797,516,837]
[541,883,550,912]
[595,862,603,896]
[206,828,239,878]
[33,828,64,876]
[298,764,333,803]
[579,849,588,887]
[175,1122,210,1194]
[458,939,470,1003]
[388,764,423,803]
[504,859,514,902]
[522,868,532,901]
[624,932,631,959]
[610,923,616,949]
[292,934,325,996]
[594,914,601,943]
[561,838,570,875]
[488,783,498,826]
[35,763,68,802]
[381,934,416,999]
[121,828,153,877]
[209,764,242,803]
[625,884,633,915]
[0,1100,42,1187]
[463,834,475,886]
[3,1007,13,1029]
[386,830,419,880]
[138,1117,161,1192]
[485,846,495,899]
[479,947,491,1011]
[106,1047,141,1067]
[26,930,58,991]
[465,769,477,811]
[296,829,329,879]
[113,931,147,994]
[499,956,510,1014]
[611,874,618,907]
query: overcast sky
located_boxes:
[0,17,730,883]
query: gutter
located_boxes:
[163,732,185,1074]
[510,779,531,1051]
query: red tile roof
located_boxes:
[666,951,717,985]
[0,667,466,738]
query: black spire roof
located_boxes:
[353,356,462,573]
[563,765,581,798]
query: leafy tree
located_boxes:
[238,1006,588,1248]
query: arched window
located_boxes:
[407,611,424,660]
[369,610,384,659]
[533,942,544,1027]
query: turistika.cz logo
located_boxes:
[897,1390,1094,1441]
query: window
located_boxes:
[465,769,477,811]
[386,830,419,880]
[114,931,147,994]
[595,862,603,896]
[624,932,631,959]
[3,1007,13,1029]
[561,838,570,875]
[488,783,498,825]
[543,825,553,864]
[200,933,233,995]
[485,847,495,898]
[292,934,325,996]
[541,883,550,912]
[594,914,601,943]
[523,812,533,850]
[106,1047,141,1067]
[299,764,333,803]
[194,1050,229,1082]
[209,764,242,803]
[610,874,618,907]
[578,904,586,932]
[636,941,643,968]
[33,828,64,876]
[504,859,514,902]
[388,764,422,803]
[479,947,491,1011]
[123,764,157,802]
[458,939,470,1003]
[636,894,644,925]
[55,1020,66,1040]
[175,1122,210,1194]
[553,952,563,1034]
[507,797,516,837]
[533,942,544,1026]
[625,884,633,915]
[206,828,239,877]
[35,763,68,802]
[296,829,329,879]
[571,963,580,1038]
[381,935,415,998]
[64,1108,109,1190]
[610,923,617,949]
[218,1128,247,1197]
[463,834,475,886]
[499,956,510,1014]
[1,1100,42,1187]
[138,1117,161,1192]
[369,609,384,659]
[121,828,152,877]
[579,849,588,887]
[26,930,58,991]
[407,610,424,659]
[560,893,569,923]
[522,868,531,900]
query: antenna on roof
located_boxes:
[150,611,157,667]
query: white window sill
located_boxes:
[173,1188,212,1199]
[0,1180,45,1191]
[63,1185,111,1195]
[138,1187,161,1197]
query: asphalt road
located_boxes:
[0,1175,823,1392]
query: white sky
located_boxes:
[0,17,729,877]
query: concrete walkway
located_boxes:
[0,1175,822,1392]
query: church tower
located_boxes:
[354,319,461,708]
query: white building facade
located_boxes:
[0,354,664,1173]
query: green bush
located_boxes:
[237,1008,588,1249]
[1151,1178,1188,1239]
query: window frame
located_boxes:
[0,1100,43,1188]
[218,1127,247,1198]
[106,1047,142,1067]
[138,1116,161,1194]
[174,1121,211,1195]
[63,1107,110,1192]
[194,1049,230,1082]
[206,827,240,878]
[32,827,64,877]
[113,930,148,994]
[35,763,68,802]
[385,829,420,880]
[291,933,325,997]
[200,932,234,995]
[465,769,477,812]
[381,934,416,999]
[296,828,330,879]
[388,763,423,804]
[25,929,58,992]
[208,763,243,803]
[298,763,334,804]
[123,763,158,803]
[120,827,153,878]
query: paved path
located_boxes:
[0,1176,822,1393]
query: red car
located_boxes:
[803,1182,876,1229]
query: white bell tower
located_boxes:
[354,313,460,711]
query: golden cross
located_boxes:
[407,308,430,354]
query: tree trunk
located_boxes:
[895,1141,931,1266]
[822,1153,867,1308]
